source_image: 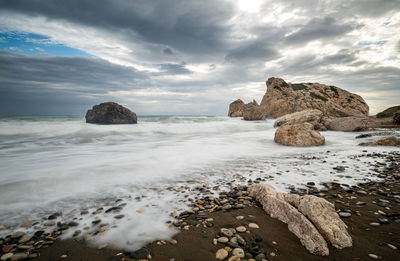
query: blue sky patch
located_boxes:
[357,40,388,46]
[0,31,93,57]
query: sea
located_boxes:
[0,115,399,249]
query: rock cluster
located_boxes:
[85,102,137,124]
[359,136,400,147]
[249,184,352,256]
[274,122,325,147]
[228,99,244,117]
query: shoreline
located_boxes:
[1,151,399,261]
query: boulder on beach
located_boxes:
[228,99,245,117]
[359,136,400,147]
[274,122,325,147]
[242,100,266,121]
[274,109,324,130]
[85,102,137,124]
[260,77,369,118]
[322,116,369,132]
[376,105,400,118]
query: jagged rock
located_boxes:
[282,194,352,249]
[376,105,400,118]
[260,77,369,118]
[242,100,266,121]
[228,99,245,117]
[274,109,323,129]
[249,184,329,256]
[85,102,137,124]
[394,112,400,125]
[359,136,400,147]
[274,123,325,146]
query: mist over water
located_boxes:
[0,116,399,249]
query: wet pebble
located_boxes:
[216,249,228,260]
[236,226,246,233]
[232,248,245,258]
[339,212,351,218]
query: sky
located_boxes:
[0,0,399,116]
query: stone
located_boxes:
[85,102,137,124]
[394,112,400,125]
[368,254,379,259]
[369,222,380,227]
[323,116,370,132]
[376,105,400,118]
[216,249,228,260]
[217,237,229,243]
[339,212,351,218]
[274,109,323,129]
[1,253,13,261]
[232,248,245,258]
[236,226,246,233]
[260,77,369,118]
[18,234,32,243]
[249,184,329,256]
[248,223,259,228]
[221,228,234,237]
[97,243,108,249]
[127,248,150,259]
[243,100,266,121]
[10,253,28,261]
[11,232,25,239]
[2,245,13,253]
[228,256,241,261]
[228,99,245,117]
[274,123,325,147]
[359,136,400,147]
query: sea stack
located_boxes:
[85,102,137,124]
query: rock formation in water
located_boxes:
[274,109,324,130]
[260,77,369,118]
[359,136,400,147]
[242,100,266,121]
[228,99,245,117]
[393,112,400,125]
[274,122,325,146]
[85,102,137,124]
[376,105,400,118]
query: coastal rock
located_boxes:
[249,184,329,256]
[359,136,400,147]
[274,123,325,147]
[394,112,400,125]
[85,102,137,124]
[274,109,323,129]
[322,116,369,131]
[242,100,266,121]
[260,77,369,118]
[228,99,245,117]
[376,105,400,118]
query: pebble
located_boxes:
[368,253,379,259]
[232,248,245,258]
[216,249,228,260]
[60,254,68,258]
[369,222,381,227]
[97,243,108,249]
[236,226,246,233]
[236,216,244,220]
[18,234,33,243]
[1,253,13,261]
[248,223,259,228]
[217,237,229,243]
[387,243,397,250]
[378,218,389,224]
[339,212,351,218]
[170,239,178,245]
[114,214,125,219]
[11,232,25,239]
[221,228,234,237]
[2,245,14,253]
[228,256,240,261]
[10,253,28,261]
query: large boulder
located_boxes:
[228,99,244,117]
[376,105,400,118]
[274,123,325,146]
[274,109,323,129]
[242,100,266,121]
[359,136,400,147]
[322,116,369,132]
[85,102,137,124]
[260,77,369,118]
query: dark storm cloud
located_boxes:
[284,17,356,45]
[157,62,192,75]
[163,48,173,55]
[225,40,278,63]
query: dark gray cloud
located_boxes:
[225,40,278,63]
[163,48,173,55]
[157,62,192,75]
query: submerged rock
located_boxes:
[228,99,245,117]
[85,102,137,124]
[274,123,325,147]
[359,136,400,147]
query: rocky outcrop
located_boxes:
[228,99,245,117]
[322,116,369,132]
[242,100,266,121]
[274,109,324,129]
[85,102,137,124]
[274,123,325,146]
[376,105,400,118]
[249,184,329,256]
[359,136,400,147]
[260,77,369,118]
[249,184,353,256]
[394,112,400,125]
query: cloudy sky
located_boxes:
[0,0,399,115]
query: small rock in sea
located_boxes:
[1,253,13,261]
[216,249,228,260]
[170,239,178,245]
[44,221,56,226]
[369,222,380,227]
[68,221,79,227]
[97,243,108,249]
[387,243,397,250]
[11,231,25,239]
[48,212,61,220]
[73,230,81,237]
[114,214,125,219]
[368,253,379,259]
[221,228,234,237]
[248,223,259,228]
[236,226,246,233]
[232,248,245,258]
[217,237,229,243]
[126,248,150,259]
[339,212,351,218]
[92,219,101,225]
[378,218,389,224]
[18,234,32,243]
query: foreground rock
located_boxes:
[85,102,137,124]
[249,184,329,256]
[376,105,400,118]
[260,77,369,118]
[359,136,400,147]
[322,116,370,132]
[242,100,266,121]
[274,123,325,146]
[274,109,324,130]
[228,99,245,117]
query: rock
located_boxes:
[18,234,32,243]
[1,253,13,261]
[228,99,245,117]
[216,248,229,260]
[10,253,28,261]
[274,109,323,129]
[232,248,245,258]
[359,136,400,147]
[11,232,25,239]
[85,102,137,124]
[126,248,150,259]
[217,237,229,243]
[369,222,380,227]
[339,212,351,218]
[249,184,329,256]
[368,253,379,259]
[243,100,266,121]
[323,116,370,132]
[248,223,259,228]
[260,77,369,118]
[221,228,234,237]
[274,123,325,147]
[394,112,400,125]
[228,256,241,261]
[376,105,400,118]
[236,226,246,233]
[97,243,108,249]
